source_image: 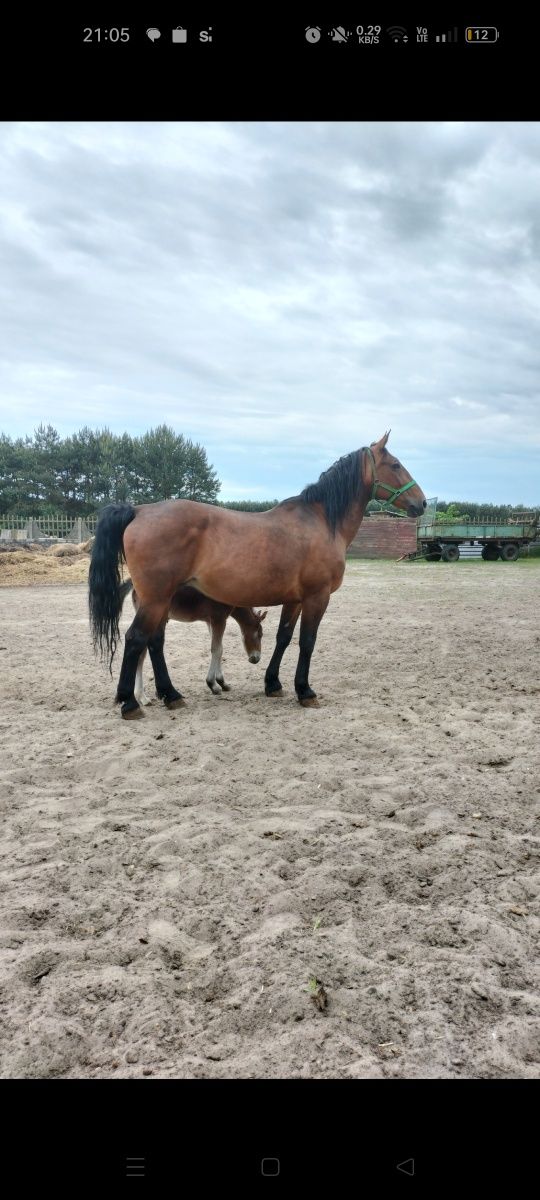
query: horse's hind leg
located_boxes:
[115,605,163,720]
[147,621,186,710]
[264,602,301,697]
[206,613,229,693]
[116,603,171,719]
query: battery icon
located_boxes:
[465,26,499,42]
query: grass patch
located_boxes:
[345,555,540,568]
[404,556,540,568]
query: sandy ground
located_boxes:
[0,561,539,1079]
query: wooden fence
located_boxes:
[2,511,539,555]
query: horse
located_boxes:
[89,431,426,719]
[117,579,266,701]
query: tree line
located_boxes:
[434,500,539,521]
[0,425,537,519]
[0,424,221,516]
[368,499,539,520]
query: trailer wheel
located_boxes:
[500,542,520,562]
[482,544,500,561]
[425,543,442,562]
[442,545,460,562]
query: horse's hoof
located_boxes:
[299,696,320,708]
[266,689,283,698]
[165,696,186,709]
[218,682,231,692]
[122,705,144,720]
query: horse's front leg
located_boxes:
[206,614,228,693]
[294,590,330,708]
[264,602,301,697]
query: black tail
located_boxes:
[89,504,136,672]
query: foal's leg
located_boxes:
[147,620,186,709]
[264,601,301,697]
[294,590,330,708]
[206,613,229,693]
[134,648,152,706]
[116,603,169,720]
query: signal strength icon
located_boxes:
[435,27,458,42]
[387,26,408,42]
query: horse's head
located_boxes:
[240,608,267,663]
[366,431,426,518]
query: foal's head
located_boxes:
[236,608,267,663]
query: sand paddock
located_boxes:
[0,560,538,1078]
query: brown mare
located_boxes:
[118,580,266,700]
[89,432,426,718]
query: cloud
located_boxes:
[0,121,539,502]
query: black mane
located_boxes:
[299,450,362,534]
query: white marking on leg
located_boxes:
[206,648,222,694]
[207,624,226,693]
[134,651,151,705]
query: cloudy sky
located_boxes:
[1,121,539,504]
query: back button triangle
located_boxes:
[396,1158,415,1176]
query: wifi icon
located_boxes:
[387,25,408,42]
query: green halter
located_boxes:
[363,447,417,510]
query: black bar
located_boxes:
[0,16,536,120]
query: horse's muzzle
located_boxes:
[249,653,261,664]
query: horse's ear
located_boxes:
[372,430,391,451]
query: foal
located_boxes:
[119,580,266,704]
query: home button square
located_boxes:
[261,1157,280,1176]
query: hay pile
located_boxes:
[0,541,92,586]
[46,537,94,557]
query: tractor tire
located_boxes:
[500,542,520,562]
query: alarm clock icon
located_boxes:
[305,26,321,43]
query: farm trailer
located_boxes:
[413,513,539,563]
